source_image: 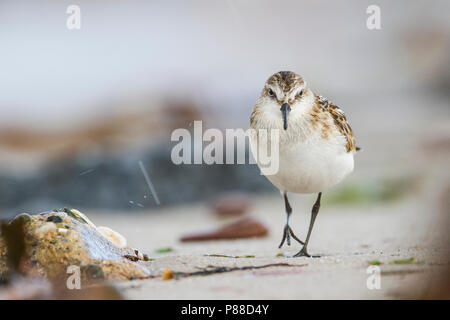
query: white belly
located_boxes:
[250,133,354,194]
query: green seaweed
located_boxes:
[389,257,415,264]
[368,260,382,265]
[155,247,173,253]
[63,208,89,225]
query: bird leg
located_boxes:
[279,192,304,248]
[294,192,322,258]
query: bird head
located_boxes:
[259,71,309,130]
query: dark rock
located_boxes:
[46,215,63,223]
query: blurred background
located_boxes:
[0,0,449,218]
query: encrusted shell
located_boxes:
[97,226,127,248]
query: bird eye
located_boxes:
[268,89,275,97]
[297,90,303,98]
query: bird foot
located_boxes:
[293,247,320,258]
[278,225,304,248]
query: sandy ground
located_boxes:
[88,188,449,300]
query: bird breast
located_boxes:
[250,118,354,194]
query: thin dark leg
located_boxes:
[294,192,322,257]
[279,192,304,248]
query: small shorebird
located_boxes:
[250,71,359,257]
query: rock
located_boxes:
[210,192,251,217]
[0,209,151,283]
[180,217,268,242]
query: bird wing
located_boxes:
[315,95,358,153]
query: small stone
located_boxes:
[46,215,63,223]
[134,249,144,260]
[211,193,251,217]
[124,255,139,262]
[162,268,174,280]
[143,254,151,261]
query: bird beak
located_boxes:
[280,103,291,130]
